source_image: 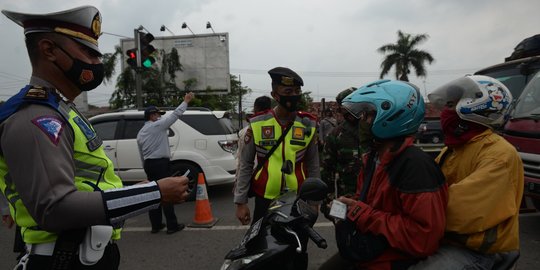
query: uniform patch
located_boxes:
[260,140,277,146]
[244,129,252,144]
[262,126,275,139]
[292,126,305,140]
[24,87,48,100]
[74,116,96,140]
[31,116,65,145]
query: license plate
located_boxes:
[240,218,262,246]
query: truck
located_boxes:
[474,34,540,210]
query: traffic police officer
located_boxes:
[234,67,320,225]
[0,6,189,269]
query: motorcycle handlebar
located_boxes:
[304,225,327,249]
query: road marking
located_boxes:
[122,222,334,232]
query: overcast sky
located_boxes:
[1,0,539,109]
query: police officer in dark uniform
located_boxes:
[234,67,320,225]
[0,6,189,269]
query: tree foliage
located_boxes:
[377,30,434,81]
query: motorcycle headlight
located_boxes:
[220,253,264,270]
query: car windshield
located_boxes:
[480,68,529,99]
[513,71,540,119]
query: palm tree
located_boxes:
[377,30,434,82]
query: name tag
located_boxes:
[290,140,306,146]
[260,140,277,146]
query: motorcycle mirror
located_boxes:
[297,178,328,201]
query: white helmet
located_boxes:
[428,75,512,129]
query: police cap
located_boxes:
[268,67,304,87]
[2,6,103,55]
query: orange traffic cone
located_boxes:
[188,173,219,228]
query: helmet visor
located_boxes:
[341,102,377,120]
[428,76,480,108]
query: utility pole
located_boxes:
[238,75,243,129]
[134,29,143,109]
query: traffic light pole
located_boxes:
[134,29,143,109]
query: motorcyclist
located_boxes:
[336,80,448,270]
[410,75,523,269]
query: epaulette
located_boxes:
[252,109,272,118]
[297,111,318,121]
[23,85,49,100]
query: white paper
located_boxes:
[329,199,347,220]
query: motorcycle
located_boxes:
[221,178,329,270]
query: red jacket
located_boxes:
[347,137,448,270]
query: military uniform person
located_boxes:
[320,87,367,202]
[0,6,189,269]
[318,87,370,270]
[234,67,320,225]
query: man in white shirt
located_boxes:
[137,92,194,234]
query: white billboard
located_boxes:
[120,33,230,94]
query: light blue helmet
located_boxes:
[341,80,425,139]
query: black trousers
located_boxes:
[252,196,272,224]
[25,243,120,270]
[143,158,179,230]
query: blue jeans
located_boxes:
[409,244,495,270]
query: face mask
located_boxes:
[358,120,373,146]
[276,94,302,112]
[54,45,104,91]
[343,113,358,126]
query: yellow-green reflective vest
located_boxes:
[0,88,123,244]
[250,111,316,199]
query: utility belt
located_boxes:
[16,226,113,270]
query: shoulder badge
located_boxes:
[31,115,65,145]
[244,128,253,144]
[24,86,48,100]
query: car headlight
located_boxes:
[220,253,264,270]
[218,140,238,153]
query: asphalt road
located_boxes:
[1,183,539,269]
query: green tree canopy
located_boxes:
[377,30,434,82]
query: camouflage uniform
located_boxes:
[320,120,367,199]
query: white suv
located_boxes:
[89,108,238,199]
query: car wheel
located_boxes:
[170,162,203,202]
[431,136,441,144]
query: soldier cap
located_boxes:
[336,87,357,105]
[268,67,303,87]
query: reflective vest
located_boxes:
[250,110,317,199]
[0,85,123,244]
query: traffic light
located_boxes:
[126,48,137,69]
[140,33,156,69]
[125,32,156,71]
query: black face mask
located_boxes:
[276,94,302,112]
[53,45,104,91]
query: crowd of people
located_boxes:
[0,4,524,270]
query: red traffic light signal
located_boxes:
[126,49,137,69]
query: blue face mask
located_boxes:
[53,44,104,91]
